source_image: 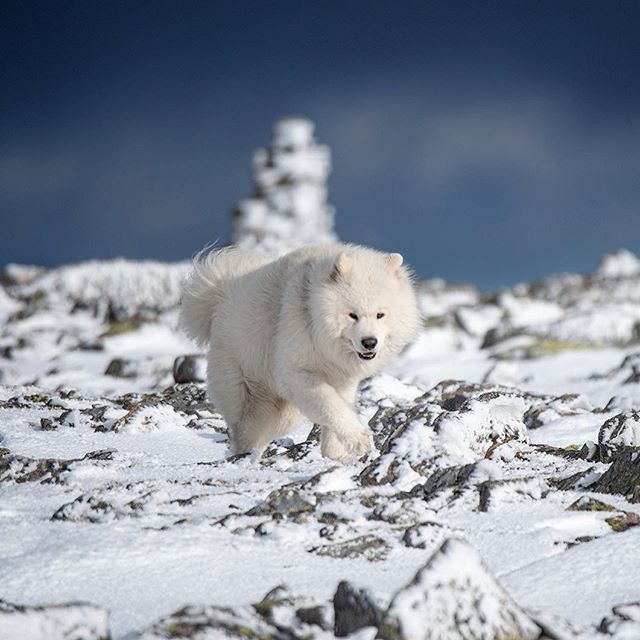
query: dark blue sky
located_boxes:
[1,1,639,289]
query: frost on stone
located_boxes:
[599,602,640,637]
[589,449,640,503]
[111,403,189,434]
[232,117,338,255]
[0,599,110,640]
[360,382,531,489]
[598,411,640,462]
[5,258,189,319]
[141,586,331,639]
[377,538,540,640]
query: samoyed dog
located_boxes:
[180,244,420,460]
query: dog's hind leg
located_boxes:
[232,386,299,455]
[207,351,250,451]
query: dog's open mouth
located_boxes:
[358,351,377,361]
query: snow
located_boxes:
[596,250,640,279]
[2,248,640,638]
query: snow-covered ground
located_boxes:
[1,250,640,639]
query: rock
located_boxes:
[598,411,640,462]
[0,599,110,640]
[566,496,616,512]
[145,603,277,639]
[310,535,390,562]
[360,382,531,489]
[478,477,546,512]
[430,395,530,464]
[52,486,154,523]
[599,601,640,636]
[524,393,595,430]
[333,581,382,637]
[144,586,328,639]
[420,463,477,500]
[565,496,639,533]
[246,485,316,517]
[605,511,640,532]
[172,354,206,383]
[0,449,114,485]
[402,522,450,550]
[377,538,540,640]
[111,403,189,434]
[295,604,332,631]
[589,449,640,502]
[104,357,138,378]
[550,467,598,491]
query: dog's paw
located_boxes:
[344,427,372,458]
[321,426,371,461]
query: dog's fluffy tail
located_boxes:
[179,247,272,347]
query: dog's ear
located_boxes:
[386,253,403,272]
[330,252,353,282]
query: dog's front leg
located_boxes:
[280,370,370,460]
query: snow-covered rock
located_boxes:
[0,600,109,640]
[598,411,640,462]
[377,538,540,640]
[596,249,640,279]
[232,117,337,254]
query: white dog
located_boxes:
[180,244,420,460]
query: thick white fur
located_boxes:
[180,244,420,460]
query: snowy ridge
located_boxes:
[5,258,190,315]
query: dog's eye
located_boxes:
[349,313,358,321]
[377,312,385,319]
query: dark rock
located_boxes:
[246,486,316,517]
[173,354,206,383]
[605,512,640,532]
[531,443,584,460]
[104,358,138,378]
[578,440,598,460]
[310,535,390,562]
[550,468,597,491]
[263,425,320,460]
[421,463,477,500]
[296,604,332,631]
[402,522,448,550]
[80,405,110,431]
[52,486,152,523]
[599,602,640,636]
[566,496,616,512]
[39,409,77,431]
[589,449,640,502]
[598,411,640,462]
[478,477,546,512]
[333,581,382,637]
[367,405,412,449]
[0,449,114,485]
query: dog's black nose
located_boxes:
[361,337,377,350]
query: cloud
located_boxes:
[321,90,640,201]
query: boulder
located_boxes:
[377,538,540,640]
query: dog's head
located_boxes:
[312,249,420,367]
